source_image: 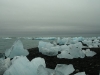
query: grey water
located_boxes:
[0,35,99,53]
[0,38,38,53]
[0,37,55,53]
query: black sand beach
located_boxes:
[27,47,100,75]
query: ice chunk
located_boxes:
[60,45,69,51]
[38,41,59,56]
[0,58,11,75]
[74,42,83,49]
[72,37,84,42]
[40,46,59,56]
[57,37,72,45]
[55,64,75,75]
[57,50,73,59]
[5,40,29,58]
[4,56,46,75]
[69,46,85,58]
[74,72,86,75]
[83,49,96,57]
[37,65,64,75]
[30,57,46,75]
[58,43,85,59]
[4,56,33,75]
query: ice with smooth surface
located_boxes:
[4,56,46,75]
[55,64,75,75]
[74,72,86,75]
[30,57,46,75]
[83,49,96,57]
[5,40,29,58]
[37,65,64,75]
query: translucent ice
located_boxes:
[57,50,73,59]
[69,46,85,58]
[55,64,75,75]
[4,56,45,75]
[38,41,60,56]
[5,40,29,58]
[57,43,85,59]
[83,49,96,57]
[0,58,11,75]
[74,72,86,75]
[57,37,71,45]
[30,57,46,75]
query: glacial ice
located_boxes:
[57,37,72,45]
[5,40,29,58]
[38,41,60,56]
[30,57,46,75]
[4,56,45,75]
[57,43,85,59]
[74,72,86,75]
[69,46,85,58]
[34,37,57,40]
[57,50,73,59]
[82,49,96,57]
[37,65,64,75]
[0,58,11,75]
[55,64,75,75]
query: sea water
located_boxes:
[0,37,55,53]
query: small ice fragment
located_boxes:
[85,49,96,57]
[74,72,86,75]
[55,64,75,75]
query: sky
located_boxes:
[0,0,100,37]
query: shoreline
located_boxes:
[27,47,100,75]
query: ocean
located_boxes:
[0,37,55,53]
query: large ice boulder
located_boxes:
[38,41,60,56]
[4,56,46,75]
[5,40,29,58]
[0,58,11,75]
[57,43,85,59]
[69,46,85,58]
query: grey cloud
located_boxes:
[0,0,100,36]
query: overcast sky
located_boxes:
[0,0,100,37]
